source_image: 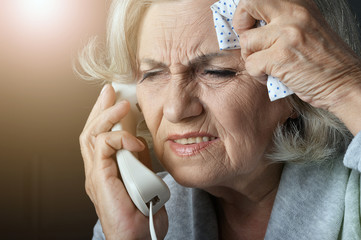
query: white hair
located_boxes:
[76,0,360,163]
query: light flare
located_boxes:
[14,0,66,28]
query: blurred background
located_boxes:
[0,0,108,239]
[0,0,360,239]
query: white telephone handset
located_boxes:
[111,82,170,217]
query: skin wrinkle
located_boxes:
[208,148,229,183]
[139,2,216,67]
[140,53,244,153]
[139,53,235,80]
[285,36,342,106]
[136,4,293,236]
[78,0,361,237]
[224,79,273,173]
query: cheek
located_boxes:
[206,80,289,163]
[137,85,164,148]
[204,78,267,132]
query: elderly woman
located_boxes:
[78,0,361,239]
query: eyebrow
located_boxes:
[140,52,232,69]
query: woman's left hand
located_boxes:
[233,0,361,135]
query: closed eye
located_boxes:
[140,69,238,83]
[203,69,237,77]
[140,70,164,82]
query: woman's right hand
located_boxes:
[79,84,168,240]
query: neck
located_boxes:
[205,163,283,240]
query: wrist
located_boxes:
[328,77,361,136]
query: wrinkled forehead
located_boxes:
[138,0,221,65]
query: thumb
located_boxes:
[137,137,153,171]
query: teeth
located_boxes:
[202,137,209,142]
[174,136,216,145]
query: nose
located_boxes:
[163,79,203,123]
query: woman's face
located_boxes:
[136,0,291,188]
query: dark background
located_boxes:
[0,1,360,239]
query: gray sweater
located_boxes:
[93,132,361,239]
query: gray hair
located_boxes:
[76,0,360,163]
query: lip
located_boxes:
[167,132,219,157]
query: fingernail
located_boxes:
[99,84,110,110]
[100,84,109,95]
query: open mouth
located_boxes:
[173,136,217,145]
[168,133,219,156]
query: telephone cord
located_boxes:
[149,201,157,240]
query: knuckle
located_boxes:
[85,179,93,197]
[283,25,304,47]
[292,5,312,23]
[94,132,114,147]
[79,132,89,146]
[94,133,106,146]
[85,184,91,196]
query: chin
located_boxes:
[166,164,228,189]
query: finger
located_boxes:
[245,43,291,84]
[93,131,145,170]
[80,101,131,174]
[79,137,94,176]
[244,48,274,80]
[239,24,279,61]
[81,85,112,176]
[85,100,130,139]
[233,4,256,33]
[233,0,284,34]
[137,137,152,170]
[91,131,144,212]
[84,84,116,129]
